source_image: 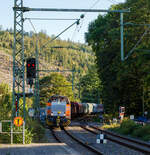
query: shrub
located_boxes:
[103,114,113,123]
[31,121,45,142]
[27,119,45,142]
[13,128,33,144]
[132,125,150,141]
[102,123,120,130]
[0,134,10,144]
[119,119,140,135]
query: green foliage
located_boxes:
[0,29,95,80]
[33,125,45,142]
[119,119,140,134]
[103,114,114,123]
[39,73,74,105]
[0,122,11,143]
[79,65,102,103]
[106,118,150,141]
[132,125,150,141]
[12,119,45,144]
[102,123,120,130]
[0,29,96,105]
[28,120,45,142]
[0,83,12,120]
[0,134,10,144]
[13,128,33,144]
[86,0,150,116]
[0,124,33,144]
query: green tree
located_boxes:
[39,73,74,106]
[79,65,102,103]
[0,83,12,120]
[86,0,150,116]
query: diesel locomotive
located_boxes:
[46,95,71,127]
[42,95,103,127]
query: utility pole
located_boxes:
[142,79,145,117]
[120,13,124,61]
[34,43,40,118]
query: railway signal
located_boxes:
[119,106,125,120]
[26,58,36,79]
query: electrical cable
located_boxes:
[71,0,101,42]
[71,26,78,42]
[28,19,38,34]
[26,19,47,70]
[124,22,150,27]
[107,0,120,5]
[26,17,83,71]
[124,27,150,60]
[40,19,80,51]
[25,17,78,21]
[81,0,101,24]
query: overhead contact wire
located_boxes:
[40,19,80,51]
[124,27,150,60]
[25,18,78,21]
[71,0,101,42]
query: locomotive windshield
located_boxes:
[48,95,69,103]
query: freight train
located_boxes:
[40,95,103,127]
[71,102,103,118]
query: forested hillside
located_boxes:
[0,27,95,88]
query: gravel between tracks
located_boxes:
[67,126,144,155]
[88,126,150,153]
[54,127,97,155]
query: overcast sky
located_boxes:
[1,0,125,43]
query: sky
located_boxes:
[1,0,125,43]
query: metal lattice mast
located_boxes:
[34,42,40,116]
[12,0,25,120]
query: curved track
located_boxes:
[82,125,150,155]
[50,127,103,155]
[63,127,103,155]
[50,127,62,143]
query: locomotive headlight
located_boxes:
[51,112,53,116]
[58,111,61,114]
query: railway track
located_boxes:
[81,125,150,155]
[63,127,103,155]
[50,127,102,155]
[50,127,62,143]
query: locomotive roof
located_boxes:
[48,95,69,102]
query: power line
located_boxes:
[124,22,150,26]
[81,0,101,22]
[40,19,80,51]
[27,19,37,34]
[26,19,49,72]
[71,0,101,42]
[107,0,120,5]
[15,7,129,13]
[124,27,150,60]
[71,16,84,42]
[25,18,78,21]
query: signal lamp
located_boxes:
[26,58,36,78]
